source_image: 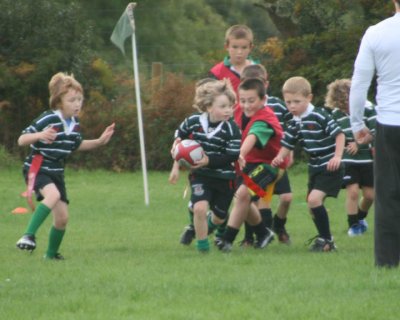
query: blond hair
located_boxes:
[49,72,83,110]
[225,25,254,46]
[282,76,312,97]
[193,79,236,112]
[325,79,351,112]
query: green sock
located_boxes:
[196,238,210,252]
[207,212,218,234]
[46,226,65,258]
[215,218,228,238]
[25,203,51,235]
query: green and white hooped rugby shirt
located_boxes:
[175,112,241,180]
[331,101,376,164]
[22,110,83,174]
[281,104,343,172]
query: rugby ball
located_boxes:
[173,139,204,167]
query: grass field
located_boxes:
[1,164,400,319]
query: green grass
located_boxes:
[1,164,400,319]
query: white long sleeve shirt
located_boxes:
[350,12,400,132]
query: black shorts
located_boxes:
[308,166,344,198]
[273,170,291,195]
[189,173,235,219]
[23,169,69,204]
[342,162,374,188]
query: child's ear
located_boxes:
[307,93,313,102]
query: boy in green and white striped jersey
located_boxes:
[272,76,345,252]
[325,79,376,237]
[169,79,241,252]
[16,72,115,260]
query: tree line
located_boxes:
[0,0,392,170]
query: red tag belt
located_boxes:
[27,154,43,211]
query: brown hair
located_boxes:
[49,72,83,110]
[241,64,268,82]
[193,79,236,112]
[325,79,351,112]
[282,76,312,97]
[225,25,254,46]
[238,77,266,100]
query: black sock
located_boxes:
[358,208,368,220]
[243,222,254,241]
[224,226,239,243]
[253,221,267,241]
[311,205,331,240]
[347,214,359,228]
[260,208,273,229]
[273,214,286,231]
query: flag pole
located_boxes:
[126,3,150,206]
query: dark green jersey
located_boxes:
[266,95,292,129]
[331,102,376,164]
[282,104,342,171]
[22,110,83,174]
[175,113,241,180]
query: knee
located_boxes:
[307,195,322,208]
[236,187,251,203]
[279,193,292,205]
[363,189,375,203]
[54,214,68,229]
[211,206,228,224]
[347,190,359,202]
[193,202,208,217]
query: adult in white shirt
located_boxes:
[350,0,400,268]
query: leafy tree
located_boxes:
[0,0,97,151]
[257,0,393,105]
[83,0,228,77]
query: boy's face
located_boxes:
[59,88,83,118]
[283,92,312,117]
[207,94,234,123]
[225,38,252,66]
[239,89,265,118]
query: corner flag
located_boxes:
[111,3,150,206]
[110,5,134,56]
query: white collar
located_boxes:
[293,103,314,121]
[54,110,76,135]
[199,112,224,139]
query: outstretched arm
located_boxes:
[78,123,115,151]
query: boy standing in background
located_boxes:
[209,24,256,94]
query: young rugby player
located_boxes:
[272,76,345,252]
[170,79,241,252]
[325,79,376,236]
[16,72,115,260]
[219,78,287,252]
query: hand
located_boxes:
[354,128,372,145]
[326,155,341,171]
[98,123,115,145]
[271,155,283,168]
[40,126,58,144]
[346,142,358,155]
[191,153,209,169]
